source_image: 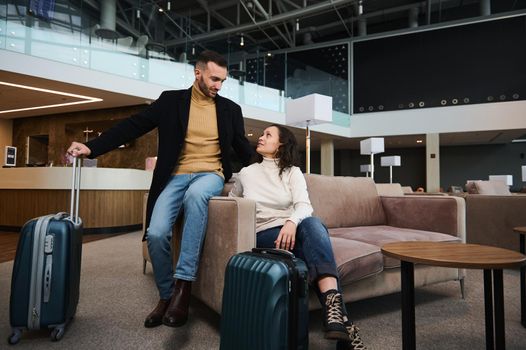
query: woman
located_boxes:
[229,124,365,349]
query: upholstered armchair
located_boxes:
[142,193,256,314]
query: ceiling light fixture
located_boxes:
[296,19,300,31]
[358,0,363,15]
[240,34,244,46]
[0,81,103,115]
[416,139,423,143]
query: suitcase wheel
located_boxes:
[8,329,21,345]
[50,327,65,342]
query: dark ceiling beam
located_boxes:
[281,0,302,10]
[239,0,282,49]
[173,0,240,17]
[165,0,356,47]
[274,0,295,44]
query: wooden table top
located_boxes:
[513,226,526,234]
[381,241,526,269]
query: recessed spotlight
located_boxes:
[416,139,423,143]
[247,133,253,137]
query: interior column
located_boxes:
[426,133,440,192]
[100,0,117,31]
[320,139,334,176]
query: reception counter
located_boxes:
[0,167,152,234]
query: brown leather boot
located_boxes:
[144,298,170,328]
[162,279,192,327]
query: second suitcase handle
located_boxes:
[69,157,81,225]
[252,247,295,259]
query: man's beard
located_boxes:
[198,77,216,98]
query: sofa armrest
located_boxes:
[189,196,256,314]
[466,194,526,251]
[380,195,466,242]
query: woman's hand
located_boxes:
[275,221,297,251]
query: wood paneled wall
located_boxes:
[12,105,158,169]
[0,189,146,229]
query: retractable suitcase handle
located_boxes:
[69,157,81,226]
[252,247,295,259]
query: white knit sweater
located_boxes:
[229,157,313,233]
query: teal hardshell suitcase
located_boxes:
[220,248,309,350]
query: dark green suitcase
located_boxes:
[8,158,83,344]
[220,248,309,350]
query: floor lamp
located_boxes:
[360,164,372,177]
[285,94,333,174]
[381,156,401,183]
[360,137,384,181]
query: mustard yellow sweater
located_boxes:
[174,81,223,178]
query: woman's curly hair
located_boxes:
[254,124,300,176]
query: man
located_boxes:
[67,50,253,328]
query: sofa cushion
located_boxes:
[329,225,461,268]
[475,180,511,195]
[376,183,405,196]
[466,180,511,195]
[330,236,383,286]
[305,174,386,228]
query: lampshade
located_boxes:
[360,137,384,155]
[360,164,372,173]
[285,93,333,127]
[489,175,513,186]
[381,156,401,167]
[522,166,526,182]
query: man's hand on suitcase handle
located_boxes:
[67,142,91,158]
[275,221,297,251]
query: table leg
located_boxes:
[520,234,525,328]
[401,261,416,350]
[492,269,505,350]
[483,269,494,350]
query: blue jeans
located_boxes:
[257,216,349,316]
[146,173,224,299]
[257,216,340,284]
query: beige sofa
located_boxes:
[144,175,466,313]
[450,180,526,251]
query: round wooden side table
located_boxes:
[382,241,526,350]
[513,226,526,327]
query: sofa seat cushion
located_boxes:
[329,225,461,268]
[329,236,384,286]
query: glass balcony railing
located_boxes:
[0,1,350,128]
